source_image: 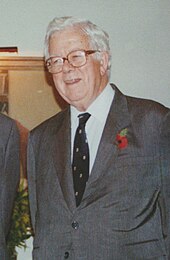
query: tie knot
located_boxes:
[78,113,91,126]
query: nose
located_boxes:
[62,59,74,73]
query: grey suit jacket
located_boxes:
[0,114,20,259]
[27,85,170,260]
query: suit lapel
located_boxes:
[52,108,76,212]
[87,85,131,184]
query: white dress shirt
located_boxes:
[71,84,115,174]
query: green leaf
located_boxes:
[7,179,33,258]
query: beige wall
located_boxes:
[0,57,62,130]
[9,70,60,130]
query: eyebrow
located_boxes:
[48,48,86,59]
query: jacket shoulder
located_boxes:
[126,95,169,120]
[30,108,69,137]
[127,94,168,112]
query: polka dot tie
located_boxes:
[72,113,91,207]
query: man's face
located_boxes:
[48,27,108,111]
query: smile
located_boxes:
[64,78,81,84]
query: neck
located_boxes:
[75,80,109,112]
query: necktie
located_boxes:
[72,113,91,207]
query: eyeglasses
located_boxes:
[45,49,99,74]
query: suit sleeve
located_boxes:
[0,120,20,237]
[27,134,37,232]
[160,110,170,258]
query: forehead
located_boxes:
[49,27,90,55]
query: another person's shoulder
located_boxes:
[0,113,16,126]
[0,113,18,134]
[0,113,19,146]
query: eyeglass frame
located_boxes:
[45,49,100,74]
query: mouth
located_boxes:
[64,78,81,85]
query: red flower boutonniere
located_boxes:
[116,128,128,149]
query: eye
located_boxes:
[70,51,84,61]
[52,57,63,65]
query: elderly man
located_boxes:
[0,113,20,259]
[27,16,170,259]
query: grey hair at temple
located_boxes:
[44,16,112,77]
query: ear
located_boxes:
[99,51,109,76]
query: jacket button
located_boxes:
[64,251,69,259]
[72,221,79,229]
